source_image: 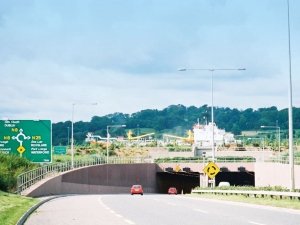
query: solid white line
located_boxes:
[194,208,209,214]
[248,221,267,225]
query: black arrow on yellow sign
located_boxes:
[203,162,220,179]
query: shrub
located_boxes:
[0,153,37,192]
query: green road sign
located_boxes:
[0,120,52,163]
[53,146,67,155]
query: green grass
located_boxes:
[190,193,300,210]
[0,191,39,225]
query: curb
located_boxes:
[17,195,68,225]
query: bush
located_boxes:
[0,153,37,192]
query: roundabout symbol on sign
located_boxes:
[203,161,220,179]
[12,129,31,156]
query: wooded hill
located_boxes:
[52,105,300,146]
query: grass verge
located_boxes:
[190,193,300,210]
[0,191,39,225]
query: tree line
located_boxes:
[52,104,300,146]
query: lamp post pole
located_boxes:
[67,127,70,147]
[178,68,245,162]
[287,0,294,191]
[71,103,75,169]
[210,70,215,161]
[278,126,281,152]
[71,102,97,169]
[106,126,109,163]
[106,124,126,163]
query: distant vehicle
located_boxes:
[218,181,230,187]
[131,185,143,195]
[168,187,177,195]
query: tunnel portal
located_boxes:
[156,171,255,194]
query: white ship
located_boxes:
[192,122,235,156]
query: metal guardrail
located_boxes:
[265,156,300,165]
[191,189,300,200]
[155,157,256,163]
[17,156,150,194]
[155,156,300,164]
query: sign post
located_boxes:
[0,120,52,163]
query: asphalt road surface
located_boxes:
[25,194,300,225]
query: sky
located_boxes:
[0,0,299,123]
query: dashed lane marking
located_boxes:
[248,221,267,225]
[166,202,177,206]
[193,208,209,214]
[98,196,136,225]
[124,219,136,224]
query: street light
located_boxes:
[287,0,294,191]
[71,102,98,169]
[260,125,280,152]
[67,127,70,146]
[106,124,126,163]
[178,68,246,162]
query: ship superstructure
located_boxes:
[193,122,235,156]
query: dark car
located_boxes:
[131,184,144,195]
[168,187,177,195]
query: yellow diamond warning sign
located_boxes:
[174,164,181,172]
[203,161,220,179]
[17,146,26,154]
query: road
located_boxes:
[25,194,300,225]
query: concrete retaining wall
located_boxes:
[255,162,300,189]
[26,163,158,197]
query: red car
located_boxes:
[168,187,177,195]
[131,185,144,195]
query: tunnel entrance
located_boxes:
[156,172,199,194]
[215,172,255,186]
[156,171,255,193]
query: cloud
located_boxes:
[0,0,299,123]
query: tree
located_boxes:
[52,105,300,145]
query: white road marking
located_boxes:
[248,221,267,225]
[166,202,177,206]
[98,196,136,225]
[193,208,209,214]
[124,219,136,224]
[98,197,110,210]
